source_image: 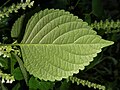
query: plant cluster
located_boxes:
[0,0,34,20]
[0,0,120,90]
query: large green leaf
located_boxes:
[12,9,113,81]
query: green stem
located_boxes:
[0,80,8,90]
[0,0,11,9]
[74,0,81,8]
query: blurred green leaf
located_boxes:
[10,53,17,74]
[11,15,25,38]
[12,83,20,90]
[60,80,70,90]
[92,0,105,18]
[29,76,54,90]
[13,67,24,80]
[0,57,8,69]
[11,53,28,85]
[29,76,41,89]
[39,81,54,90]
[85,14,91,25]
[53,0,68,9]
[0,82,8,90]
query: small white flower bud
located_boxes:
[2,78,5,83]
[3,54,7,58]
[7,55,9,58]
[9,80,13,83]
[6,80,10,83]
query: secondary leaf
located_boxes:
[59,80,70,90]
[0,57,8,69]
[12,83,20,90]
[11,15,25,38]
[12,9,113,81]
[85,14,91,25]
[92,0,105,18]
[13,67,24,80]
[29,76,40,89]
[29,76,54,90]
[11,53,28,84]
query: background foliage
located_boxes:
[0,0,120,90]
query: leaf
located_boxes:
[12,9,113,81]
[13,67,24,80]
[59,80,70,90]
[52,0,68,9]
[12,83,20,90]
[10,53,17,74]
[21,9,75,43]
[11,9,42,42]
[29,76,40,89]
[29,76,54,90]
[85,14,91,25]
[0,57,8,69]
[11,15,25,38]
[11,53,28,84]
[92,0,105,18]
[0,82,8,90]
[39,81,54,90]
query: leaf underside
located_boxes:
[12,9,113,81]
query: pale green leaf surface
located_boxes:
[22,9,72,43]
[17,9,113,81]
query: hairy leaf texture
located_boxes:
[12,9,113,81]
